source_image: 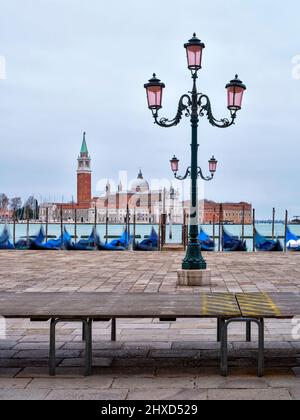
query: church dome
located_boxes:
[130,169,149,193]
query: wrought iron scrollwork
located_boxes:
[153,94,192,127]
[173,166,213,181]
[198,94,236,128]
[173,166,191,181]
[197,166,214,181]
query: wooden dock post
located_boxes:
[126,204,131,243]
[74,208,77,243]
[158,214,161,251]
[26,210,30,247]
[133,208,136,249]
[60,204,63,250]
[252,208,256,252]
[105,209,108,244]
[45,206,49,242]
[94,204,97,231]
[284,210,288,252]
[241,205,245,241]
[13,215,16,245]
[218,204,222,252]
[272,207,275,240]
[212,209,216,246]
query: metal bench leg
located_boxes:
[49,318,57,376]
[111,318,116,341]
[220,319,228,376]
[220,318,265,377]
[246,321,251,342]
[258,318,264,377]
[84,319,93,376]
[82,320,86,341]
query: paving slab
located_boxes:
[0,251,300,400]
[127,388,208,400]
[45,389,128,400]
[207,388,292,400]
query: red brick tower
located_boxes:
[77,132,92,206]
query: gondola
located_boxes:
[254,228,282,252]
[222,227,247,252]
[198,227,215,251]
[29,226,46,249]
[96,228,129,251]
[31,227,68,250]
[64,227,98,251]
[134,227,158,251]
[286,226,300,251]
[0,225,15,249]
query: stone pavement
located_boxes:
[0,251,300,400]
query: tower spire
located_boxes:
[80,131,88,156]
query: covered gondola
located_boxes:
[254,228,282,252]
[31,227,69,250]
[222,227,247,252]
[96,228,129,251]
[0,225,15,249]
[198,227,215,251]
[134,227,158,251]
[64,227,98,251]
[286,226,300,251]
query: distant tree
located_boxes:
[24,196,39,220]
[10,197,22,220]
[10,197,22,211]
[0,193,9,210]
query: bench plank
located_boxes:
[0,292,241,319]
[236,292,300,318]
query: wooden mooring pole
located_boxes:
[13,215,16,245]
[241,205,245,241]
[45,206,49,242]
[272,207,275,240]
[212,210,216,246]
[284,210,288,252]
[105,209,108,244]
[60,204,63,250]
[252,208,256,252]
[26,210,30,247]
[74,208,77,243]
[133,208,136,250]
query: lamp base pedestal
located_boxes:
[177,269,211,287]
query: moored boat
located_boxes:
[0,225,15,249]
[134,227,158,251]
[286,227,300,251]
[222,227,247,252]
[198,227,215,251]
[254,228,282,252]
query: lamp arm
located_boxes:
[173,166,191,180]
[198,94,236,128]
[153,94,192,128]
[198,166,214,181]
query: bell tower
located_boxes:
[77,132,92,205]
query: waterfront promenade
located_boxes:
[0,251,300,400]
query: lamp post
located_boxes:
[144,34,246,270]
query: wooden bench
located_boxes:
[0,292,299,376]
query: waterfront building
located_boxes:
[39,134,252,225]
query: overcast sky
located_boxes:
[0,0,299,219]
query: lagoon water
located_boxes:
[1,222,300,251]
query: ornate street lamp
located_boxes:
[144,74,165,110]
[144,35,246,270]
